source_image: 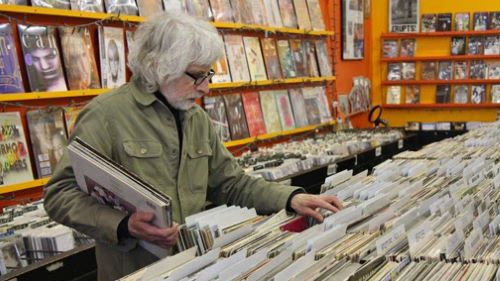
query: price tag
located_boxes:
[375,147,382,157]
[327,164,336,175]
[398,139,404,149]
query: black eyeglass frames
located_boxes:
[184,69,215,86]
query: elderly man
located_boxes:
[44,12,343,281]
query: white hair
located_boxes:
[127,12,224,93]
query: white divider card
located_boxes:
[393,206,419,230]
[142,247,197,281]
[449,179,466,200]
[193,249,247,281]
[246,249,293,281]
[324,169,352,185]
[430,212,452,232]
[324,206,363,230]
[375,146,382,157]
[464,229,483,260]
[337,182,363,200]
[473,210,490,233]
[467,172,484,188]
[489,214,500,236]
[284,224,323,253]
[448,162,466,177]
[162,248,220,281]
[219,248,268,281]
[327,164,336,176]
[446,229,465,258]
[306,224,347,253]
[376,224,406,256]
[429,195,450,216]
[398,179,424,198]
[368,208,395,233]
[439,197,455,216]
[419,191,445,217]
[362,194,391,217]
[185,205,228,227]
[389,195,411,214]
[408,221,433,256]
[455,211,474,235]
[212,225,254,249]
[273,251,315,281]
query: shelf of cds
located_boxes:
[384,103,500,109]
[382,79,500,86]
[380,30,500,39]
[381,54,500,63]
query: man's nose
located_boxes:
[40,59,50,70]
[195,80,210,96]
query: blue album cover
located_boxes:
[0,23,24,93]
[473,12,488,31]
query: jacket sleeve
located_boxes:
[43,101,136,250]
[204,116,304,214]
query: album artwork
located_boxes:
[32,0,70,9]
[487,61,500,79]
[0,0,27,4]
[185,0,214,21]
[451,37,466,56]
[293,0,312,30]
[301,88,322,125]
[249,0,269,26]
[303,40,320,77]
[382,39,398,58]
[104,0,138,15]
[435,85,451,103]
[389,0,419,32]
[454,12,470,31]
[454,85,468,104]
[490,12,500,30]
[288,88,309,127]
[203,96,231,142]
[212,37,232,83]
[162,0,186,13]
[421,14,437,32]
[224,34,250,82]
[276,40,297,78]
[259,90,283,133]
[421,61,437,80]
[136,0,163,17]
[484,36,500,55]
[438,61,452,80]
[241,91,267,137]
[436,13,452,31]
[278,0,299,29]
[473,12,488,31]
[386,86,401,104]
[471,84,486,103]
[289,39,307,77]
[401,62,416,80]
[337,94,350,115]
[307,0,326,30]
[208,0,234,22]
[274,90,296,130]
[70,0,104,12]
[468,37,486,57]
[63,105,85,136]
[491,84,500,103]
[0,23,24,93]
[405,85,420,104]
[470,60,487,80]
[454,61,469,80]
[260,38,283,80]
[342,0,364,60]
[400,39,416,57]
[262,0,283,27]
[243,36,267,81]
[231,0,253,24]
[387,63,402,80]
[98,26,126,88]
[223,94,250,140]
[314,39,333,77]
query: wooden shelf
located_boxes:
[209,76,336,90]
[0,178,49,194]
[0,4,333,36]
[0,89,108,102]
[224,120,336,148]
[383,103,500,109]
[382,79,500,86]
[381,30,500,39]
[381,54,500,62]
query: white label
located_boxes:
[376,225,406,255]
[455,212,474,234]
[408,221,433,256]
[473,211,490,232]
[464,229,483,260]
[394,207,419,229]
[468,173,484,188]
[324,206,362,230]
[446,230,465,257]
[327,164,336,176]
[398,139,403,149]
[375,147,382,157]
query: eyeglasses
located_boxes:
[184,69,215,86]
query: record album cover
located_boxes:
[490,12,500,30]
[436,13,452,31]
[468,36,484,55]
[473,12,488,31]
[59,27,101,90]
[289,39,307,77]
[288,88,309,127]
[18,25,68,92]
[99,26,126,88]
[421,14,437,32]
[203,96,231,142]
[421,61,437,80]
[104,0,138,15]
[26,108,67,178]
[389,0,419,32]
[303,40,319,77]
[470,60,487,80]
[491,84,500,103]
[387,63,402,81]
[185,0,213,21]
[262,0,283,27]
[471,84,486,103]
[241,91,266,136]
[260,38,282,80]
[315,39,333,77]
[405,85,420,104]
[337,94,350,115]
[223,94,250,140]
[243,36,267,81]
[230,0,254,24]
[212,37,232,83]
[400,39,416,57]
[438,61,452,80]
[162,0,186,13]
[0,23,24,93]
[259,90,283,133]
[386,86,401,104]
[307,0,325,30]
[70,0,104,12]
[224,34,250,82]
[454,13,470,31]
[0,0,27,4]
[314,86,332,123]
[435,85,451,103]
[32,0,70,9]
[401,62,416,80]
[487,61,500,79]
[209,0,233,22]
[293,0,312,30]
[276,39,297,78]
[301,87,322,125]
[278,0,298,29]
[0,112,33,186]
[454,61,469,80]
[63,105,85,136]
[382,39,398,58]
[484,36,500,55]
[451,37,466,55]
[249,0,268,26]
[136,0,163,17]
[274,90,296,130]
[454,85,468,104]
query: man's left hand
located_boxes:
[290,194,344,223]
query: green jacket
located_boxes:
[43,80,301,281]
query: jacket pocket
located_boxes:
[123,140,163,158]
[186,142,212,193]
[122,140,164,187]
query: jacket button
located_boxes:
[197,149,203,154]
[140,148,147,154]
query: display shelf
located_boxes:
[224,120,336,148]
[381,30,500,39]
[0,178,49,194]
[0,4,333,36]
[209,76,336,90]
[380,54,500,62]
[382,79,500,86]
[383,103,500,109]
[0,89,108,102]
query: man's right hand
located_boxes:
[128,211,179,249]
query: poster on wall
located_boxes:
[342,0,364,60]
[389,0,419,32]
